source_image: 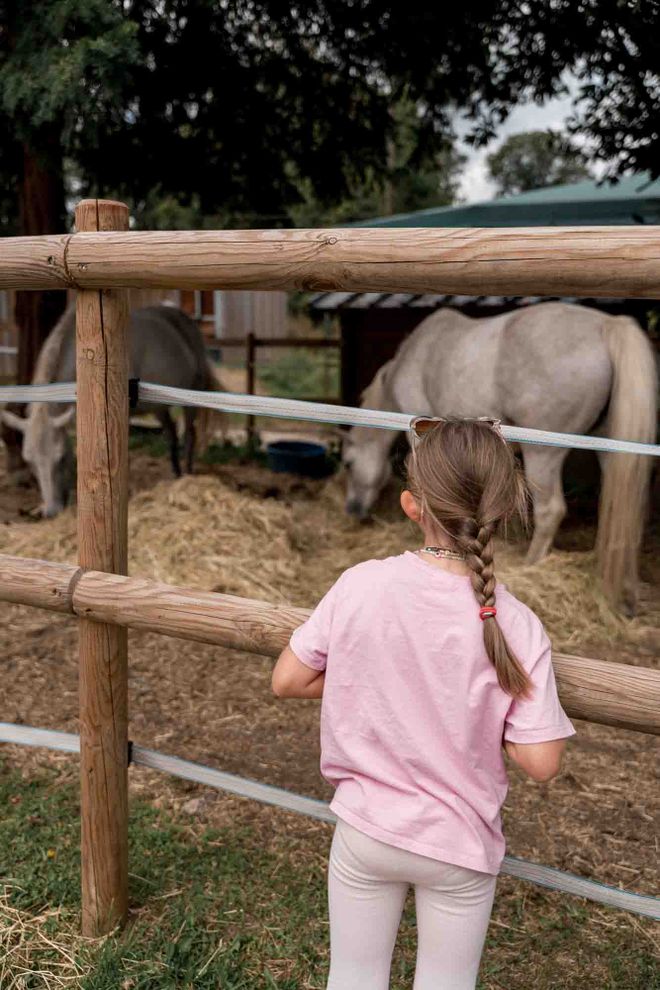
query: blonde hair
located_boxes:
[406,418,531,699]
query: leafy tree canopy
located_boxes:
[487,0,660,180]
[0,1,495,231]
[289,97,467,226]
[487,130,592,196]
[1,0,658,235]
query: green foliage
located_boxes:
[0,0,139,233]
[258,349,340,400]
[487,130,592,196]
[128,428,170,458]
[2,2,660,238]
[489,1,660,179]
[290,97,466,224]
[128,427,270,466]
[200,439,268,467]
[0,2,138,142]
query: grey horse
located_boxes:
[342,302,657,612]
[1,305,221,517]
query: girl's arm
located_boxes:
[504,738,567,783]
[271,645,325,699]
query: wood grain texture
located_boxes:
[1,225,660,297]
[0,552,658,734]
[0,554,78,612]
[551,653,660,735]
[73,570,308,655]
[75,199,130,937]
[59,225,660,297]
[0,234,70,290]
[69,569,660,737]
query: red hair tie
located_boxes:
[479,606,497,621]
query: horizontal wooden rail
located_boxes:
[1,553,658,736]
[0,556,79,612]
[1,227,660,297]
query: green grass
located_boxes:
[128,429,268,467]
[0,762,333,989]
[128,428,171,458]
[199,440,268,467]
[1,762,657,989]
[128,431,341,474]
[257,348,340,401]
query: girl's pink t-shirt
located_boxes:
[290,551,575,875]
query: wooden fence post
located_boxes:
[246,330,256,449]
[75,199,130,936]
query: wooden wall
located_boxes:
[179,290,288,341]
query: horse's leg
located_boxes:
[522,446,570,564]
[183,407,197,474]
[157,408,181,477]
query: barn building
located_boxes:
[308,174,660,406]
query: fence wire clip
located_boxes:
[128,378,140,410]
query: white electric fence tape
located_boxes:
[0,722,658,920]
[1,381,658,458]
[0,382,77,403]
[139,382,660,457]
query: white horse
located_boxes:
[342,302,657,613]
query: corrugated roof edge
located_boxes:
[308,293,643,311]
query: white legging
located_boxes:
[327,818,496,990]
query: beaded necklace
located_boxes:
[418,546,466,562]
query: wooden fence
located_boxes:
[0,331,17,379]
[218,332,341,443]
[2,553,659,737]
[1,199,660,936]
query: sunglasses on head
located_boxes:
[410,415,503,439]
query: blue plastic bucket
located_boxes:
[266,440,330,478]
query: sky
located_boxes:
[455,91,605,204]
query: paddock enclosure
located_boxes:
[0,201,659,942]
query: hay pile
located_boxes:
[0,884,87,989]
[2,470,656,657]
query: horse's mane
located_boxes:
[360,360,392,410]
[346,360,396,445]
[32,303,75,385]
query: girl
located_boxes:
[272,417,575,990]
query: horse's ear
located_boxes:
[1,410,26,433]
[52,406,76,429]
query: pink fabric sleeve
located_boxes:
[289,577,343,671]
[503,614,576,744]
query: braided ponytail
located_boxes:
[457,519,531,698]
[406,418,532,699]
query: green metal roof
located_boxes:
[352,173,660,227]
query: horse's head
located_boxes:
[1,404,75,517]
[342,427,393,520]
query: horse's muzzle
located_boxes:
[345,498,369,521]
[40,502,64,519]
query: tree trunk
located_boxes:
[2,138,67,473]
[381,137,396,216]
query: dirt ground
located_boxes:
[1,450,659,984]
